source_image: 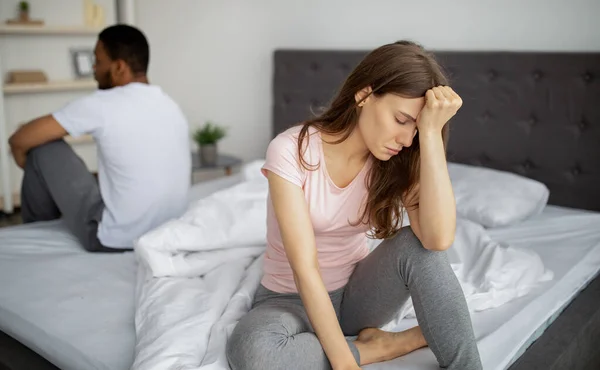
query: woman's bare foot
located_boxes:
[353,326,427,365]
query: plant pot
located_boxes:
[200,144,218,166]
[19,10,29,22]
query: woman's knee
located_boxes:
[226,321,257,370]
[226,314,281,370]
[387,227,449,269]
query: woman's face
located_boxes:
[356,89,425,161]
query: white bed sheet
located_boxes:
[0,202,598,370]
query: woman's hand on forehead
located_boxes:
[416,86,462,134]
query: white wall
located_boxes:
[135,0,600,161]
[0,0,115,198]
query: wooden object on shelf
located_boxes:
[0,25,100,35]
[3,79,97,94]
[84,0,106,28]
[7,70,47,84]
[5,19,44,26]
[65,134,94,145]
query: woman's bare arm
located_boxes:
[267,171,360,370]
[405,131,456,251]
[406,86,462,251]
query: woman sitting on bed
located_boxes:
[226,41,482,370]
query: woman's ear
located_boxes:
[355,86,373,107]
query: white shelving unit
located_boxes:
[0,26,98,213]
[0,0,135,214]
[0,24,101,35]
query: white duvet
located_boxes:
[132,168,553,370]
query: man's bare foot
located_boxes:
[353,326,427,365]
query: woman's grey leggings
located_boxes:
[226,227,482,369]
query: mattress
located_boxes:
[0,203,598,370]
[0,219,137,370]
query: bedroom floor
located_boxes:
[0,211,21,228]
[0,331,59,370]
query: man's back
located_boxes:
[54,83,191,248]
[11,24,189,252]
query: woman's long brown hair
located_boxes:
[296,40,450,240]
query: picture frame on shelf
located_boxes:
[70,48,95,78]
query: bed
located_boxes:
[0,49,599,370]
[0,174,246,370]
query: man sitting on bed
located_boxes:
[8,24,191,253]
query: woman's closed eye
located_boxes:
[395,117,408,125]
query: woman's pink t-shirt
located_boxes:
[260,125,372,293]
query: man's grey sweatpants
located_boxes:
[226,227,483,370]
[21,139,125,253]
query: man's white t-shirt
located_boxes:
[53,82,191,248]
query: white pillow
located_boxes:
[448,162,549,227]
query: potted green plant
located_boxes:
[193,121,227,166]
[19,1,29,22]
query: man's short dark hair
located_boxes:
[99,24,149,74]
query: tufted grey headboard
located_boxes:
[272,49,600,211]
